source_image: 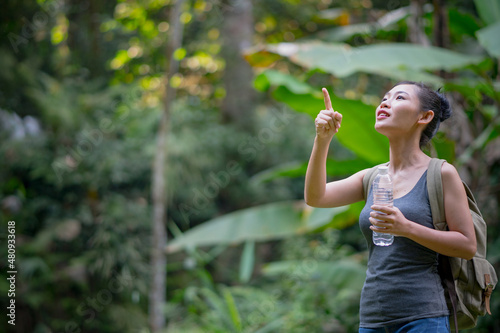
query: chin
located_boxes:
[374,122,392,137]
[374,122,387,132]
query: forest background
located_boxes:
[1,0,500,332]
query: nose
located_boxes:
[380,99,390,109]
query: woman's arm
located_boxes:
[304,88,367,208]
[304,137,368,207]
[370,162,477,259]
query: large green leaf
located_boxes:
[449,8,483,38]
[476,21,500,57]
[251,157,372,183]
[255,70,389,164]
[272,85,389,164]
[258,42,482,81]
[254,69,315,94]
[251,161,309,183]
[474,0,500,26]
[166,201,351,253]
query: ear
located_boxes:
[418,110,434,125]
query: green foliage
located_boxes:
[248,42,482,84]
[254,70,390,163]
[169,230,365,332]
[0,78,152,332]
[170,0,500,331]
[167,201,351,252]
[474,0,500,26]
[1,0,500,332]
[476,22,500,57]
[167,101,315,227]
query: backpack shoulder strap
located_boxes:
[427,158,459,333]
[427,158,447,230]
[362,162,388,201]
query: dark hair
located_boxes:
[393,81,452,146]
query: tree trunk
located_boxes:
[407,0,430,46]
[432,0,451,80]
[221,0,255,131]
[150,0,185,331]
[432,0,449,50]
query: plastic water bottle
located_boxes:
[372,165,394,246]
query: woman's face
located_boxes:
[374,84,424,136]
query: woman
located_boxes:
[304,81,476,333]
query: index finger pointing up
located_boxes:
[322,88,333,111]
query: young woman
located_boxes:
[304,81,477,333]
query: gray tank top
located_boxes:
[359,170,449,328]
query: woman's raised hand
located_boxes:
[315,88,343,139]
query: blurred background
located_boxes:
[1,0,499,332]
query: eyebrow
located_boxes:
[384,91,410,97]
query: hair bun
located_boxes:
[436,91,452,122]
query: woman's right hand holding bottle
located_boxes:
[315,88,343,140]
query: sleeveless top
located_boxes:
[358,170,449,328]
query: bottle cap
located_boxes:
[377,165,389,175]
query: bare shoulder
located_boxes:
[354,167,370,179]
[441,161,461,182]
[440,161,465,195]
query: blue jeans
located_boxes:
[359,316,450,333]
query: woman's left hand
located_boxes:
[369,205,410,236]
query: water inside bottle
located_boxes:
[372,166,394,246]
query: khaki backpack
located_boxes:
[362,159,498,332]
[427,158,497,331]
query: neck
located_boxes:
[388,136,429,173]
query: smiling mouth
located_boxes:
[377,110,390,118]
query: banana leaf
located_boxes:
[167,201,354,253]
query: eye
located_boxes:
[396,95,405,100]
[381,98,387,102]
